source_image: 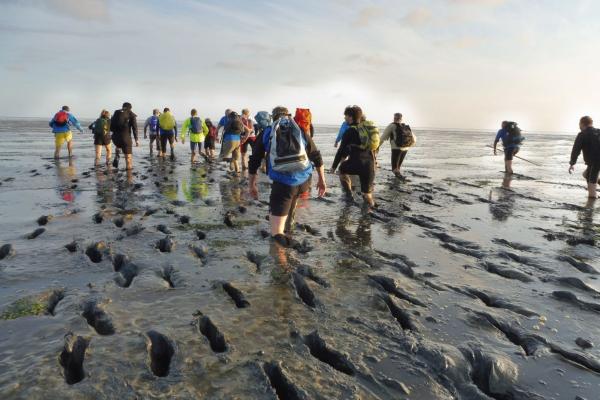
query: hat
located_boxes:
[272,106,290,120]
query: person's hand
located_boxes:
[317,178,326,197]
[135,141,139,147]
[334,142,339,148]
[493,149,497,156]
[329,167,336,174]
[569,165,574,174]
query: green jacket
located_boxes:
[181,117,208,143]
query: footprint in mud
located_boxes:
[246,251,267,270]
[125,224,145,237]
[156,236,175,253]
[263,361,309,400]
[144,208,159,217]
[381,294,421,332]
[0,243,15,260]
[296,223,320,236]
[368,274,426,307]
[224,211,236,227]
[303,331,356,375]
[196,230,207,240]
[26,227,45,240]
[178,215,190,224]
[113,217,125,228]
[156,224,172,235]
[146,330,175,377]
[460,345,520,399]
[159,265,182,288]
[81,300,115,335]
[292,272,318,309]
[480,261,534,283]
[64,241,78,253]
[191,245,208,260]
[296,265,330,288]
[557,255,599,275]
[221,282,250,308]
[93,212,104,224]
[115,263,138,288]
[576,337,594,349]
[111,253,130,272]
[85,242,107,263]
[196,314,228,353]
[454,286,538,317]
[59,333,90,385]
[36,215,53,226]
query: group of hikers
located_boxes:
[48,103,600,242]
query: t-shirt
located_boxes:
[495,129,518,149]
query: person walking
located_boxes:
[143,109,161,156]
[158,107,178,160]
[110,102,139,170]
[240,109,255,171]
[49,105,83,159]
[569,116,600,199]
[181,109,209,164]
[379,113,416,177]
[493,121,524,174]
[204,118,217,159]
[88,109,112,166]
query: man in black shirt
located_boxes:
[110,102,139,170]
[569,116,600,199]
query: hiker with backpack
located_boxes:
[158,107,178,160]
[181,109,209,164]
[110,102,139,170]
[294,108,314,138]
[219,111,244,174]
[88,109,112,166]
[493,121,524,174]
[240,109,255,171]
[334,107,351,148]
[330,105,379,207]
[216,108,232,144]
[569,116,600,199]
[204,118,218,159]
[254,111,273,173]
[379,113,416,177]
[248,106,326,242]
[49,105,83,159]
[143,109,161,156]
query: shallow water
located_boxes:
[0,118,599,399]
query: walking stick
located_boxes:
[486,145,542,167]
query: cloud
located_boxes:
[447,0,507,7]
[0,24,135,37]
[344,53,394,68]
[353,6,384,27]
[6,0,109,20]
[400,7,432,27]
[214,61,258,71]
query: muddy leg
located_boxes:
[94,145,102,166]
[67,140,73,158]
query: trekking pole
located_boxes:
[486,145,542,167]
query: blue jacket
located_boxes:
[335,121,349,143]
[261,125,314,186]
[49,112,83,134]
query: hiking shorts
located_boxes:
[504,147,519,161]
[221,139,240,160]
[339,157,375,193]
[584,164,600,184]
[391,149,408,170]
[160,133,175,151]
[119,138,133,155]
[190,141,203,153]
[94,133,111,146]
[270,179,311,217]
[55,132,72,147]
[204,137,215,150]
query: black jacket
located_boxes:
[570,127,600,166]
[331,126,374,171]
[110,109,138,142]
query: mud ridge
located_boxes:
[480,261,534,283]
[462,287,538,317]
[296,265,330,288]
[382,295,421,332]
[368,274,427,307]
[492,238,537,253]
[552,291,600,313]
[497,251,553,273]
[557,255,599,275]
[59,333,89,385]
[292,272,317,308]
[303,331,355,375]
[246,251,266,269]
[441,242,487,259]
[146,330,175,377]
[221,282,250,308]
[81,300,115,335]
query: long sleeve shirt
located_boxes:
[380,123,416,151]
[49,112,83,134]
[181,117,209,143]
[335,121,349,144]
[570,127,600,166]
[331,126,373,171]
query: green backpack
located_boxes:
[354,120,380,151]
[93,118,110,137]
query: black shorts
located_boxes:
[504,147,519,161]
[160,133,175,151]
[584,164,600,184]
[94,134,111,146]
[269,179,311,217]
[391,149,408,170]
[241,137,256,154]
[339,156,375,193]
[112,135,133,154]
[205,137,215,150]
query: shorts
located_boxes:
[583,164,600,184]
[221,140,240,160]
[94,134,111,146]
[391,149,408,170]
[270,179,311,217]
[117,138,133,154]
[241,137,256,154]
[149,132,158,141]
[55,132,72,147]
[160,133,175,151]
[339,156,375,193]
[190,141,203,152]
[204,137,215,150]
[504,147,519,161]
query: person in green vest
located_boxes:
[158,107,177,160]
[88,109,112,166]
[181,109,209,164]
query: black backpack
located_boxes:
[589,128,600,154]
[505,122,523,146]
[111,110,130,133]
[190,117,202,134]
[225,112,244,135]
[393,123,415,147]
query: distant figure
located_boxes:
[204,118,217,159]
[216,108,232,144]
[144,109,161,156]
[110,102,139,170]
[49,105,83,159]
[330,105,379,207]
[181,109,208,164]
[158,107,178,160]
[379,113,416,177]
[88,109,112,166]
[569,116,600,199]
[493,121,523,174]
[254,111,273,173]
[294,108,314,138]
[248,106,326,241]
[220,111,244,174]
[240,109,255,171]
[334,106,351,148]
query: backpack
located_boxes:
[588,128,600,154]
[294,108,312,135]
[225,112,244,134]
[111,110,130,133]
[159,113,176,130]
[505,121,524,146]
[54,111,69,127]
[190,117,202,134]
[93,118,110,137]
[149,115,159,131]
[254,111,272,132]
[354,120,380,151]
[267,117,310,174]
[393,123,415,148]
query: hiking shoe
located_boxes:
[112,157,119,169]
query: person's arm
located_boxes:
[331,128,353,172]
[248,130,267,198]
[303,132,326,197]
[173,119,178,140]
[335,122,348,147]
[88,122,95,131]
[131,113,139,143]
[49,118,54,128]
[493,130,503,155]
[144,118,150,138]
[378,124,393,150]
[202,119,209,136]
[181,118,189,143]
[70,115,83,133]
[569,132,584,172]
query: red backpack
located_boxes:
[54,111,69,126]
[294,108,312,135]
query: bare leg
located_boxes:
[105,145,111,164]
[94,145,102,165]
[125,154,133,170]
[505,160,513,174]
[363,192,375,207]
[339,173,352,195]
[270,215,288,236]
[149,138,154,156]
[191,150,195,164]
[588,183,598,199]
[67,140,73,158]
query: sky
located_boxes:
[1,0,600,131]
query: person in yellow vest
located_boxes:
[158,107,178,160]
[181,109,209,164]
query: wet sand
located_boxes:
[0,118,599,399]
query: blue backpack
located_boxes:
[190,117,202,134]
[149,115,159,131]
